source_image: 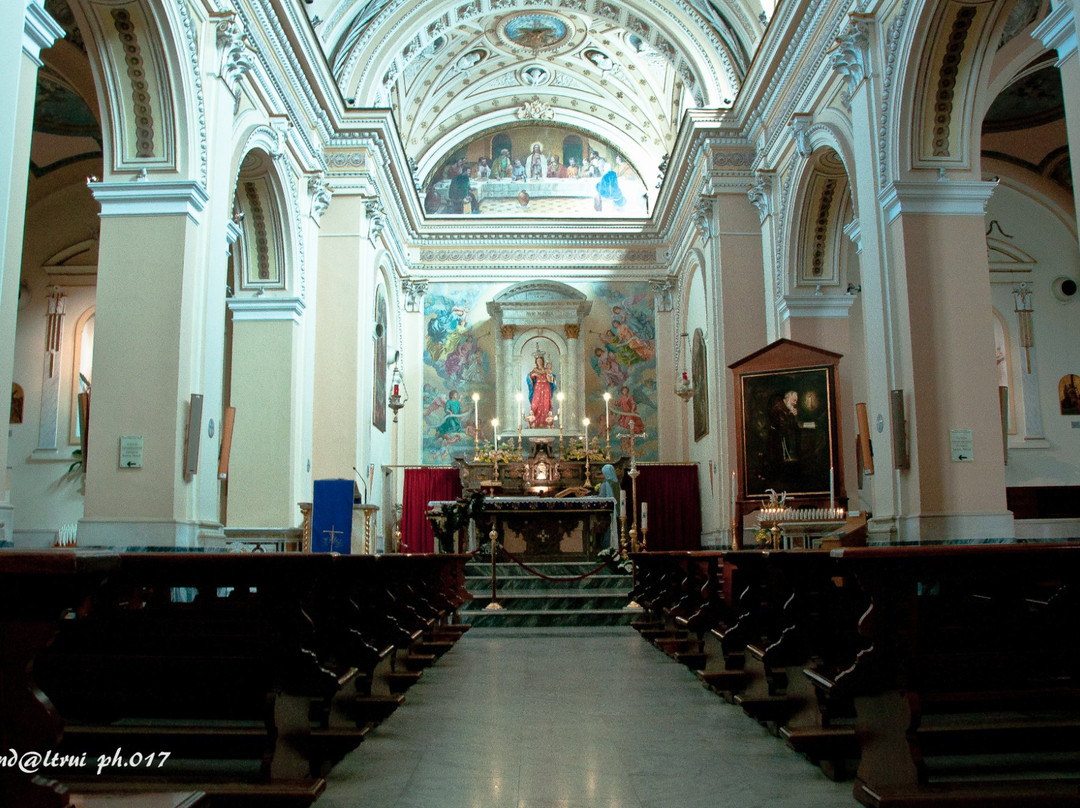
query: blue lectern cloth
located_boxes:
[312,478,353,553]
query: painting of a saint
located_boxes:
[1061,374,1080,415]
[614,385,644,434]
[692,328,708,441]
[436,389,465,438]
[527,354,556,426]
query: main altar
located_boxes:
[444,438,628,561]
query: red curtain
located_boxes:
[401,468,462,553]
[624,464,702,550]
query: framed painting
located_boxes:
[692,328,708,441]
[372,284,388,433]
[739,364,836,500]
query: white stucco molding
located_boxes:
[879,180,997,222]
[778,294,856,319]
[90,180,210,224]
[227,297,305,323]
[24,1,65,66]
[1033,0,1077,63]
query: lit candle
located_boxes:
[583,417,590,452]
[557,391,565,423]
[829,466,835,510]
[472,392,479,434]
[731,470,737,522]
[641,501,648,530]
[619,490,626,517]
[603,391,611,432]
[491,418,499,450]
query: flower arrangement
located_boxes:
[474,447,522,464]
[426,491,485,553]
[596,546,633,574]
[563,437,605,462]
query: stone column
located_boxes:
[80,181,213,547]
[882,181,1013,540]
[0,1,64,543]
[1035,0,1080,239]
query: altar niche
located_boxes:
[487,281,592,438]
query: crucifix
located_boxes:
[323,525,343,550]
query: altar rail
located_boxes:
[0,550,470,808]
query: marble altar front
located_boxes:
[430,496,617,561]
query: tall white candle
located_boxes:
[603,391,611,433]
[472,393,479,434]
[731,470,737,520]
[829,466,835,510]
[619,490,626,517]
[641,501,648,530]
[516,392,523,425]
[491,418,499,450]
[583,417,590,452]
[557,391,564,423]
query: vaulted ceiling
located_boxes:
[302,0,769,181]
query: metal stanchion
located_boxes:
[484,524,503,611]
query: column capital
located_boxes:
[1033,0,1077,63]
[401,278,428,312]
[830,13,874,98]
[879,179,997,221]
[24,1,65,66]
[89,179,209,223]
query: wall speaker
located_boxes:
[856,402,874,475]
[184,394,203,477]
[218,406,236,480]
[1052,276,1078,302]
[890,390,909,469]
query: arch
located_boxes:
[68,307,95,446]
[70,0,203,181]
[231,146,300,298]
[889,0,1014,180]
[783,147,854,298]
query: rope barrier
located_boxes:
[497,546,615,582]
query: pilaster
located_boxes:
[883,180,1014,541]
[79,180,215,547]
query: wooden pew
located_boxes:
[810,543,1080,807]
[0,550,121,808]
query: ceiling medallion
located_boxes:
[498,12,574,53]
[517,97,555,121]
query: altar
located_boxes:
[430,496,617,561]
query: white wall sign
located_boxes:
[949,429,974,462]
[119,435,144,469]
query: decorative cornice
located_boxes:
[227,297,305,323]
[24,1,65,66]
[89,180,209,222]
[778,294,856,319]
[879,179,997,221]
[1033,0,1077,62]
[365,199,386,245]
[842,217,862,253]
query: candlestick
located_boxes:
[603,392,612,460]
[472,393,480,458]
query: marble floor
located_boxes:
[318,627,854,808]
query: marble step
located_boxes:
[464,572,630,591]
[461,590,632,612]
[462,608,639,628]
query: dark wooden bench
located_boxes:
[810,543,1080,806]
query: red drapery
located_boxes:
[624,464,702,550]
[401,468,462,553]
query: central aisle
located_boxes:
[318,628,851,808]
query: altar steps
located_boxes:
[460,561,637,628]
